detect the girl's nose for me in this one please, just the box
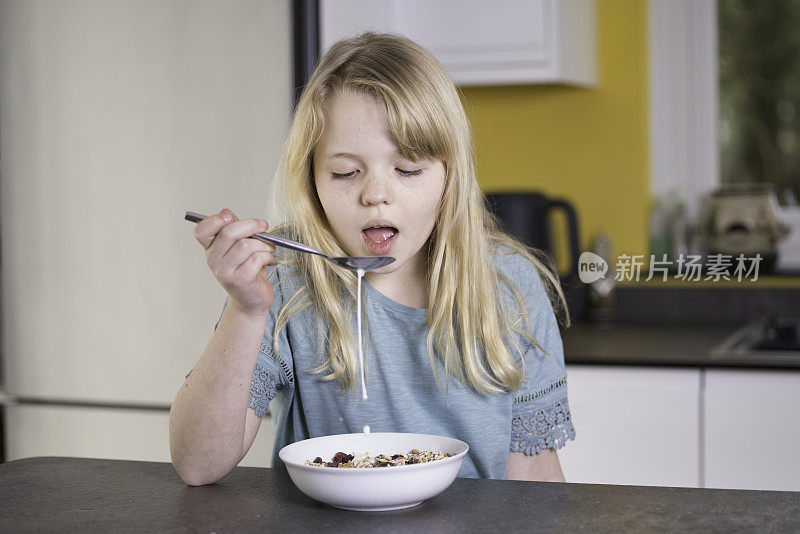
[360,175,393,206]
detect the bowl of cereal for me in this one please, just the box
[278,432,469,511]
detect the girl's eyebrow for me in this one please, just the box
[328,152,360,160]
[327,150,409,161]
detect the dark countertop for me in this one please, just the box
[2,457,799,532]
[563,321,800,369]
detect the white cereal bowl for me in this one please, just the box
[278,432,469,511]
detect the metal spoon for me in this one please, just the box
[185,211,395,272]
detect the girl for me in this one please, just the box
[169,32,575,485]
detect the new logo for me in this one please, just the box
[578,252,608,284]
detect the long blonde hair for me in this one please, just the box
[269,32,569,394]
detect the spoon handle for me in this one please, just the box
[184,211,326,258]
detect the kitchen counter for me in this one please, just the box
[563,321,800,369]
[2,457,799,532]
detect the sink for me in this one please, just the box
[711,317,800,363]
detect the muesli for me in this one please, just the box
[306,449,451,468]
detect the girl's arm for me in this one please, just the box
[505,449,566,482]
[169,306,268,486]
[169,209,277,486]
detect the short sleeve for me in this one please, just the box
[248,340,292,418]
[248,262,295,418]
[500,252,576,456]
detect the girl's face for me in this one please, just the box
[312,88,446,281]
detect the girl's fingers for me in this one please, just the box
[193,210,235,249]
[204,216,270,268]
[220,238,274,278]
[233,250,277,280]
[215,218,270,256]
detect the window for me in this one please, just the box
[648,0,718,223]
[718,0,800,203]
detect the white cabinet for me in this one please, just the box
[320,0,596,86]
[703,369,800,491]
[562,364,800,491]
[5,405,273,469]
[6,405,173,463]
[560,365,701,487]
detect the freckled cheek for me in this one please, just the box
[404,193,441,241]
[323,189,359,235]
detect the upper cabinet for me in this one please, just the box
[320,0,597,87]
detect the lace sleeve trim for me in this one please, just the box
[510,398,576,456]
[260,340,294,384]
[512,376,567,405]
[248,359,280,418]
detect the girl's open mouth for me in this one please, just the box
[362,226,398,255]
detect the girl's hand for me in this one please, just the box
[193,208,277,318]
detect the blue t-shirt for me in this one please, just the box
[210,247,575,479]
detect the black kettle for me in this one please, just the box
[485,191,581,283]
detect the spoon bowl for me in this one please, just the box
[185,211,395,272]
[332,256,395,271]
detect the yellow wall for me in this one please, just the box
[460,0,649,270]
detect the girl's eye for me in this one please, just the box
[331,168,422,179]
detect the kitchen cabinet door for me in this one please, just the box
[6,405,172,463]
[704,368,800,491]
[5,404,273,468]
[559,365,701,487]
[320,0,596,86]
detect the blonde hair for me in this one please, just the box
[269,32,569,394]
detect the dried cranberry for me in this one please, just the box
[341,454,354,463]
[313,457,322,464]
[332,451,347,464]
